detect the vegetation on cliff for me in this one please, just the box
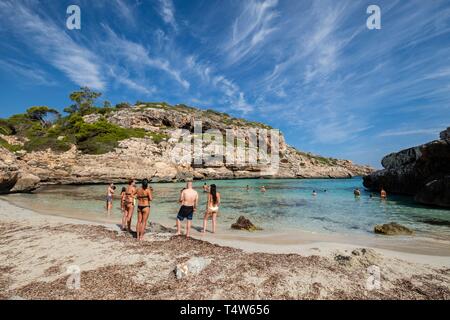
[0,87,277,156]
[0,87,167,154]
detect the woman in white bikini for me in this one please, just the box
[202,184,220,233]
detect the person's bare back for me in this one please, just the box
[180,187,198,208]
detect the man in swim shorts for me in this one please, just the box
[176,181,198,238]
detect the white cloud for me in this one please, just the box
[378,128,443,138]
[0,1,106,90]
[158,0,178,31]
[225,0,279,64]
[102,25,190,89]
[0,59,55,86]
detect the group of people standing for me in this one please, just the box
[105,180,221,241]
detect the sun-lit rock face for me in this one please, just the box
[1,106,373,190]
[363,127,450,208]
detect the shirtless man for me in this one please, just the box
[176,181,198,237]
[106,183,116,214]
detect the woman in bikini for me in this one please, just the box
[124,179,137,233]
[120,187,127,230]
[136,179,153,241]
[202,184,221,234]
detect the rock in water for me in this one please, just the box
[231,216,262,231]
[10,172,40,193]
[363,127,450,208]
[175,257,212,280]
[374,222,413,235]
[0,147,40,194]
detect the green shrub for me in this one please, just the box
[147,132,169,144]
[24,135,72,153]
[0,137,22,152]
[73,119,147,154]
[115,102,131,109]
[0,119,14,135]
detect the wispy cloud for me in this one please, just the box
[102,25,189,89]
[0,59,55,86]
[225,0,279,65]
[378,128,444,138]
[185,55,253,113]
[0,1,106,90]
[158,0,178,31]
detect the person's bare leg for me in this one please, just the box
[186,220,192,238]
[136,211,142,240]
[127,206,133,232]
[202,213,208,233]
[136,211,142,241]
[176,219,181,235]
[212,213,217,233]
[140,209,150,241]
[121,207,127,230]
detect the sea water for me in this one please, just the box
[3,178,450,240]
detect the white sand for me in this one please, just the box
[0,199,449,300]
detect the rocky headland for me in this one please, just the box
[363,127,450,208]
[0,101,373,193]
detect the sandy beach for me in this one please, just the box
[0,199,449,300]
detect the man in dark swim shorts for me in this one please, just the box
[176,181,198,237]
[177,205,194,221]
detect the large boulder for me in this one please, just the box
[231,216,262,231]
[10,172,40,193]
[363,128,450,208]
[374,222,414,235]
[0,147,40,194]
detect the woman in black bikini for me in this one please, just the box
[124,180,137,232]
[136,179,153,241]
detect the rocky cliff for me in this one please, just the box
[0,104,373,193]
[363,127,450,208]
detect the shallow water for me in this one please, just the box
[3,178,450,240]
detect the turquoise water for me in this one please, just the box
[5,178,450,239]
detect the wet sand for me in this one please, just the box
[0,199,449,300]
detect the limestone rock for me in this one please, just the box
[363,128,450,208]
[10,172,40,193]
[415,176,450,208]
[231,216,262,231]
[175,257,212,280]
[440,127,450,141]
[0,106,374,191]
[374,222,414,235]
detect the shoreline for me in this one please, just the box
[2,195,450,263]
[22,174,369,189]
[0,199,449,299]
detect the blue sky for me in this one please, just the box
[0,0,449,167]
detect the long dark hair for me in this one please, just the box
[210,184,217,205]
[142,179,149,190]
